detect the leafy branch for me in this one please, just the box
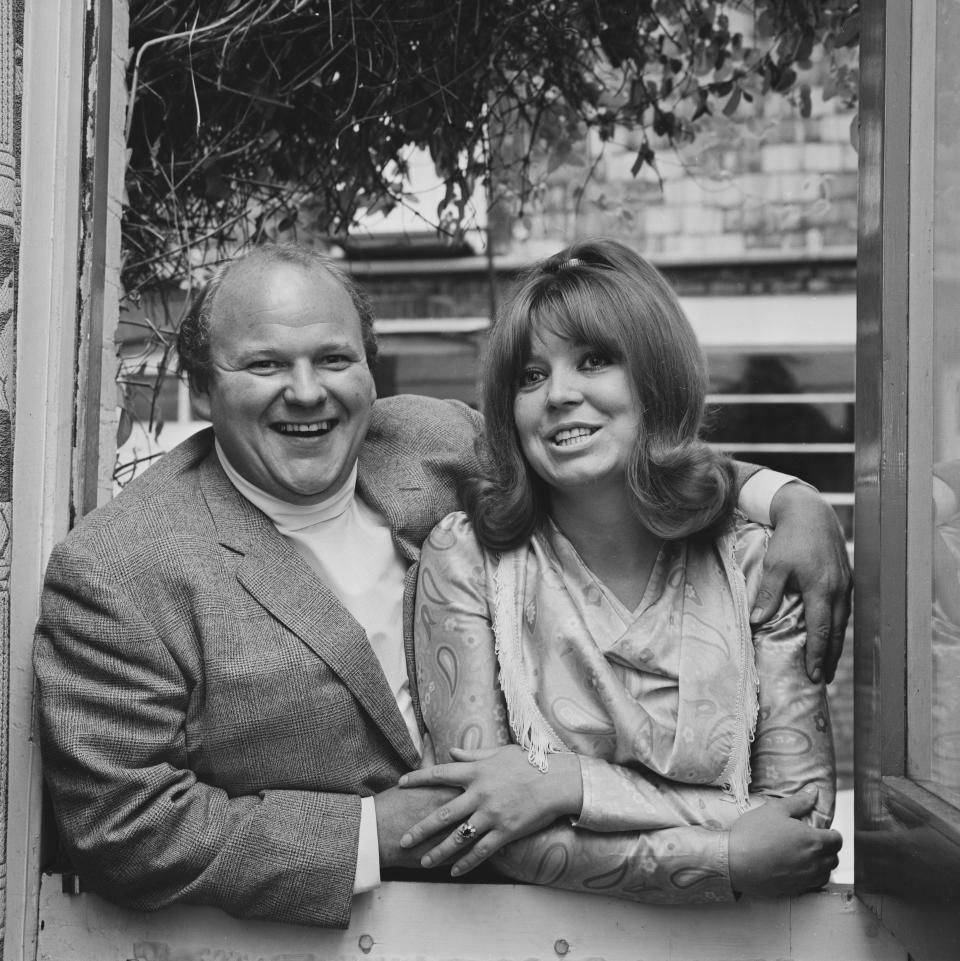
[123,0,860,297]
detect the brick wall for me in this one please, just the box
[507,76,858,264]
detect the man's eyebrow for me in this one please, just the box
[230,345,281,358]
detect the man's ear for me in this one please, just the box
[190,385,212,421]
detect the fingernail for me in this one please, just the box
[450,865,462,877]
[400,834,412,848]
[811,667,823,683]
[750,607,763,624]
[421,855,432,868]
[398,775,408,786]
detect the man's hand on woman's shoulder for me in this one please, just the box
[757,481,853,684]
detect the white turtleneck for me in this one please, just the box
[216,442,418,894]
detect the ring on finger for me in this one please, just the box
[455,821,479,843]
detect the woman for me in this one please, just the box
[401,239,839,903]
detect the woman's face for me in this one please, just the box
[513,327,640,497]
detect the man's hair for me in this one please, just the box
[465,237,737,549]
[177,243,378,394]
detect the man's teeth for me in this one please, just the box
[276,421,332,435]
[552,427,595,447]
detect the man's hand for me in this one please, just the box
[375,782,460,869]
[757,481,852,683]
[728,788,842,897]
[375,736,459,870]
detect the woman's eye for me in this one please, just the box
[518,368,545,388]
[582,352,611,370]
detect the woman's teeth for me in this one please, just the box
[553,427,595,447]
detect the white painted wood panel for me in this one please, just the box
[36,879,906,961]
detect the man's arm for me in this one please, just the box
[35,541,364,928]
[734,464,852,683]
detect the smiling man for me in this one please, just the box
[33,243,851,928]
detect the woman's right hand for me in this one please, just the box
[397,745,583,876]
[728,786,843,896]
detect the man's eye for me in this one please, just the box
[319,355,351,369]
[247,359,283,372]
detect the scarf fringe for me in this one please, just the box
[716,534,761,812]
[717,653,759,812]
[492,550,568,772]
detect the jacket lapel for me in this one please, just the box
[198,450,421,768]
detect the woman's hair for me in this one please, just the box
[466,238,737,550]
[177,243,377,394]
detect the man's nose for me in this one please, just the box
[282,363,328,406]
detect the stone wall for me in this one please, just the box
[500,66,858,264]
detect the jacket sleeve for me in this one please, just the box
[415,514,735,902]
[34,539,362,929]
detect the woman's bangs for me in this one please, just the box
[531,281,624,358]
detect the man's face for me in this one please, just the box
[192,260,376,505]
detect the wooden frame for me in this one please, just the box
[5,2,88,957]
[4,0,125,957]
[854,1,960,956]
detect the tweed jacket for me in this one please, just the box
[33,394,482,929]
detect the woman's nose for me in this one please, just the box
[546,369,583,407]
[283,363,328,406]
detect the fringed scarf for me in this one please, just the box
[490,522,759,811]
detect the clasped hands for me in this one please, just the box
[388,742,842,897]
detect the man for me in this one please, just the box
[34,244,851,927]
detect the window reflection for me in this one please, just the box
[930,0,960,800]
[933,460,960,796]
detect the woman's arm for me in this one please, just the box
[414,514,756,831]
[496,789,839,903]
[409,515,743,873]
[410,514,841,897]
[736,522,837,828]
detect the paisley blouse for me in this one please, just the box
[415,511,836,903]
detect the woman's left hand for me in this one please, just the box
[398,744,583,876]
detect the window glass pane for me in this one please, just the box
[373,332,483,407]
[930,1,960,804]
[706,350,855,394]
[704,349,855,539]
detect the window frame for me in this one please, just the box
[854,1,960,954]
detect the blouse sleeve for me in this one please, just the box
[414,513,512,757]
[492,819,733,904]
[736,520,837,828]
